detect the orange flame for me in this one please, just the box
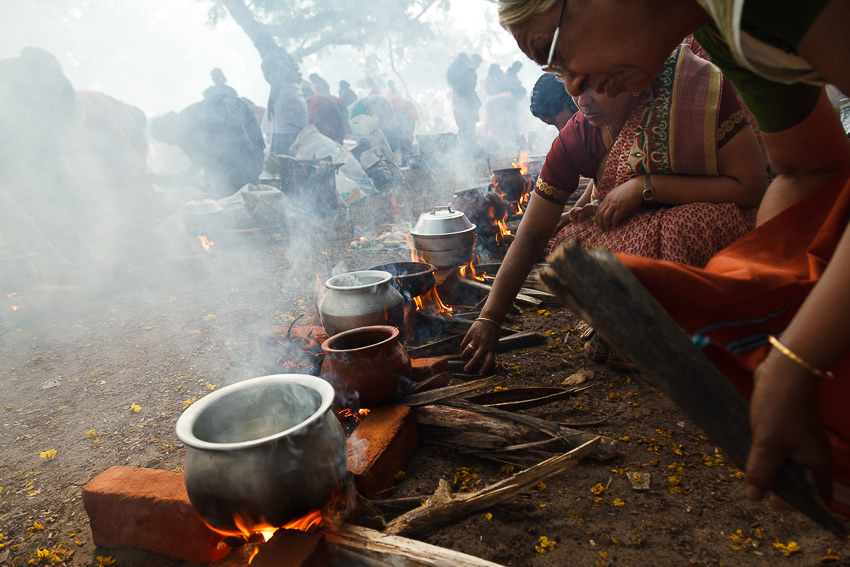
[358,408,370,417]
[248,545,260,564]
[413,286,452,317]
[512,151,529,175]
[459,260,485,282]
[197,235,214,253]
[403,231,419,262]
[283,509,323,532]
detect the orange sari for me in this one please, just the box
[620,173,850,516]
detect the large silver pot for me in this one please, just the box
[408,205,476,268]
[319,270,404,336]
[175,374,348,535]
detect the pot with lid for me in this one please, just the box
[408,205,476,269]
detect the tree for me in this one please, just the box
[207,0,450,61]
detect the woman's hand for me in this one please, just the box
[595,176,644,231]
[460,320,501,375]
[746,353,832,506]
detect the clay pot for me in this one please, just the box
[321,325,412,408]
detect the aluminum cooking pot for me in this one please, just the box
[408,205,476,268]
[175,374,348,535]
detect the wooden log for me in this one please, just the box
[458,277,542,306]
[324,524,508,567]
[539,240,846,537]
[495,330,546,352]
[382,439,600,537]
[401,376,501,406]
[414,402,618,461]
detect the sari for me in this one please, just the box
[544,41,758,267]
[619,173,850,516]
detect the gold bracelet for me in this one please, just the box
[475,317,501,329]
[767,335,835,379]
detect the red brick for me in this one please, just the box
[82,466,230,563]
[347,405,419,496]
[261,324,328,345]
[251,529,326,567]
[410,358,451,391]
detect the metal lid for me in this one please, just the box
[409,205,476,236]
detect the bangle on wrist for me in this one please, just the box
[768,335,834,379]
[475,317,501,329]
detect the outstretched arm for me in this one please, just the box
[461,193,563,374]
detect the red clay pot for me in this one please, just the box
[320,325,412,408]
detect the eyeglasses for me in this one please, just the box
[541,0,568,76]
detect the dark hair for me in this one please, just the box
[529,73,577,121]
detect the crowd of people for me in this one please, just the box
[1,0,849,542]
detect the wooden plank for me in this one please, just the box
[325,524,508,567]
[401,376,500,406]
[539,240,846,537]
[458,277,542,306]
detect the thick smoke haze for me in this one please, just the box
[0,0,542,118]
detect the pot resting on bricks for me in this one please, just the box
[321,325,412,408]
[175,374,349,535]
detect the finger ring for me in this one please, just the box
[467,343,476,350]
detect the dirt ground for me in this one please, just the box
[1,163,849,567]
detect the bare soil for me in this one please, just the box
[1,166,849,567]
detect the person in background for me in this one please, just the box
[309,72,330,95]
[446,53,481,148]
[350,94,402,158]
[492,0,850,517]
[484,63,507,96]
[307,93,351,145]
[388,94,419,163]
[151,95,265,198]
[203,68,237,99]
[503,61,527,98]
[261,50,308,156]
[529,72,578,131]
[339,80,358,107]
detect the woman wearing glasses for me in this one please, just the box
[462,38,765,369]
[475,0,850,517]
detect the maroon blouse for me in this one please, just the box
[535,75,749,206]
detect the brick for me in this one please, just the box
[82,466,230,563]
[410,357,451,391]
[347,405,418,496]
[251,529,327,567]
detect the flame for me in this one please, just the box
[459,260,485,282]
[259,528,277,542]
[248,546,260,564]
[283,509,323,532]
[7,292,17,298]
[338,407,370,436]
[197,235,214,253]
[413,286,452,317]
[11,305,20,311]
[403,231,419,262]
[512,151,529,175]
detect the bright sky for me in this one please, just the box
[0,0,537,117]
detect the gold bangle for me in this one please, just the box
[767,335,834,379]
[475,317,501,329]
